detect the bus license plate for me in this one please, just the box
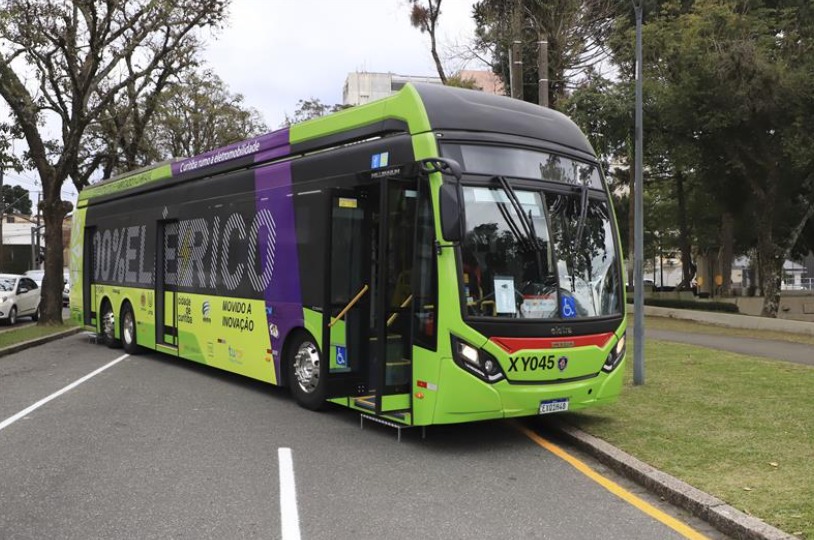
[539,398,569,415]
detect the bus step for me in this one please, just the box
[359,413,425,442]
[352,397,409,420]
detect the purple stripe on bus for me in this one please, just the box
[172,129,289,177]
[253,136,303,382]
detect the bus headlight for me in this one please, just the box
[451,336,505,383]
[602,333,626,373]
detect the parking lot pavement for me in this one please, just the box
[0,335,721,539]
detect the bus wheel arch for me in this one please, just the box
[284,328,326,411]
[120,300,139,354]
[99,297,121,348]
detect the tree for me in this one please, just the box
[604,0,814,314]
[408,0,448,83]
[88,68,267,171]
[282,99,349,127]
[0,0,228,324]
[1,185,31,215]
[473,0,620,107]
[150,70,267,160]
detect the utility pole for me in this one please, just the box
[510,0,524,100]
[633,0,645,385]
[0,165,4,269]
[35,191,40,268]
[537,32,548,107]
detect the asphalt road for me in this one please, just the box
[0,335,723,539]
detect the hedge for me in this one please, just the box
[626,296,740,313]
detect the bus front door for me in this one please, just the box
[323,176,419,419]
[156,220,179,350]
[323,188,372,399]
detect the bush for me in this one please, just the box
[626,297,740,313]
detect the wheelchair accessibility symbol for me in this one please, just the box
[335,345,347,367]
[561,296,577,319]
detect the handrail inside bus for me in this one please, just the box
[328,285,369,328]
[386,294,414,328]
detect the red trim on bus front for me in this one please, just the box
[490,333,615,353]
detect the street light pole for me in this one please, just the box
[633,0,645,385]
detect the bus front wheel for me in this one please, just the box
[287,332,326,411]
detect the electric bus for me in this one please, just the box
[69,83,626,426]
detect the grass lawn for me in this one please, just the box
[565,340,814,538]
[0,320,79,349]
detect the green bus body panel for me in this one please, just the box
[79,164,173,201]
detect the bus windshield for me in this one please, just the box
[459,183,621,320]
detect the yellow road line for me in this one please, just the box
[517,423,708,540]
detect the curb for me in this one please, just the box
[550,420,797,540]
[0,326,84,359]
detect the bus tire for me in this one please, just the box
[101,300,121,348]
[287,331,326,411]
[121,302,140,355]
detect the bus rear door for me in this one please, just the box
[156,220,179,351]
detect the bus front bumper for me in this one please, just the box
[430,356,625,425]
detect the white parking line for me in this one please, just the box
[278,447,302,540]
[0,354,129,433]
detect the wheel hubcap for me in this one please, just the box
[123,312,134,344]
[103,310,115,340]
[293,342,320,394]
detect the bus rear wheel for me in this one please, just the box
[287,332,326,411]
[121,303,139,355]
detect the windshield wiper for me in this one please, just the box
[492,176,546,276]
[494,176,539,248]
[573,182,590,253]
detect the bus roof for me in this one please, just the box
[79,83,594,203]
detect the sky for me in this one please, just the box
[1,0,485,206]
[204,0,484,128]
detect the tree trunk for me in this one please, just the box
[719,211,734,297]
[675,171,693,288]
[758,232,783,318]
[39,193,69,325]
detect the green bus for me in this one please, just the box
[69,83,626,426]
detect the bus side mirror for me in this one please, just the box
[439,182,464,242]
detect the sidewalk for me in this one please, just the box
[644,329,814,367]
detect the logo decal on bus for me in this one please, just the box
[371,151,389,168]
[558,356,568,371]
[91,209,277,293]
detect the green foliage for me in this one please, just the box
[445,74,481,90]
[149,70,267,161]
[1,185,32,215]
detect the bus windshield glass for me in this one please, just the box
[442,144,603,188]
[459,183,621,320]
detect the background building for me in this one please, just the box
[342,70,504,106]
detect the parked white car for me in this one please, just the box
[0,274,41,324]
[24,268,70,306]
